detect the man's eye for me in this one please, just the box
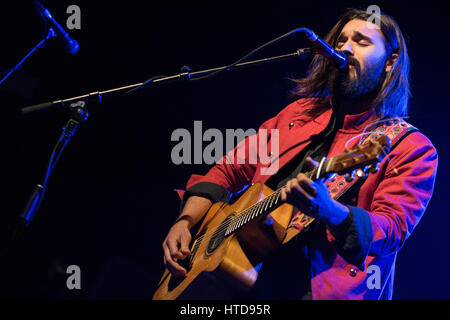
[358,40,370,46]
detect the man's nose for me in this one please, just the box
[339,41,353,56]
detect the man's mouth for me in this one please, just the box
[347,57,357,67]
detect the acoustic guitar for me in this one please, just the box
[153,135,390,300]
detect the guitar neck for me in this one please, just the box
[224,164,323,237]
[222,133,390,237]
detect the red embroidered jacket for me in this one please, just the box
[176,98,438,300]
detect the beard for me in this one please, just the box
[329,55,386,101]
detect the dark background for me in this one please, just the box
[0,0,448,299]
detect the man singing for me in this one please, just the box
[160,8,438,299]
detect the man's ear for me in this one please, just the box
[385,53,399,73]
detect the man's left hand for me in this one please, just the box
[280,157,350,226]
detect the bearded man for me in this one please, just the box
[160,8,438,300]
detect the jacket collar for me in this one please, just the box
[330,98,378,132]
[295,98,378,132]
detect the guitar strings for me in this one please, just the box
[192,167,318,245]
[188,169,315,248]
[187,131,388,260]
[188,135,382,250]
[191,188,283,245]
[190,188,284,251]
[189,133,380,247]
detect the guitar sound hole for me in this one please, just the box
[206,216,233,255]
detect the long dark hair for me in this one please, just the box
[291,8,410,119]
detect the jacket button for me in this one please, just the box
[349,268,357,277]
[268,151,273,157]
[289,122,294,129]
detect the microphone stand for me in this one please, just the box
[1,100,88,282]
[20,101,89,229]
[8,47,312,260]
[21,47,312,115]
[0,28,56,86]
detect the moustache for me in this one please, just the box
[345,56,361,75]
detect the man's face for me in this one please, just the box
[333,19,390,99]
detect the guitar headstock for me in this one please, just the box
[317,135,391,180]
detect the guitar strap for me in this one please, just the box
[282,119,418,244]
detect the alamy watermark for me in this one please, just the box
[66,264,81,290]
[66,5,81,30]
[366,5,381,29]
[170,121,279,176]
[366,264,381,290]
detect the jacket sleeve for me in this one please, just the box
[178,114,280,211]
[328,131,438,270]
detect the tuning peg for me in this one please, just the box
[369,165,380,174]
[345,170,356,182]
[356,168,367,179]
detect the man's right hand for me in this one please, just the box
[162,195,213,277]
[162,219,192,277]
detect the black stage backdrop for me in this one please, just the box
[0,0,449,300]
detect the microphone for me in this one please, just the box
[35,1,79,54]
[304,29,347,69]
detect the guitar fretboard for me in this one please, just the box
[224,162,323,236]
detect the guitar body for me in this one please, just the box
[153,182,295,300]
[153,136,389,300]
